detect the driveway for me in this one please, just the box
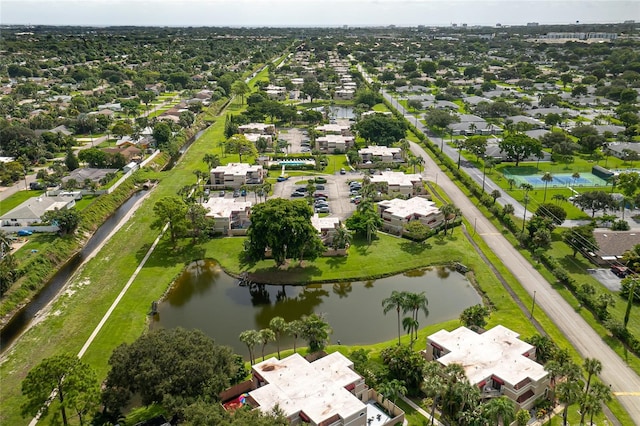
[278,127,309,154]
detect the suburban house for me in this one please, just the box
[358,146,403,164]
[244,133,274,148]
[201,198,252,236]
[315,123,351,136]
[316,134,355,153]
[423,325,549,411]
[370,171,423,197]
[265,85,288,101]
[0,196,76,227]
[377,197,444,235]
[238,123,276,135]
[606,142,640,160]
[62,168,119,185]
[334,88,355,100]
[102,146,143,163]
[209,163,265,189]
[592,230,640,266]
[221,352,404,426]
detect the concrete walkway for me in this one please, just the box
[399,395,444,426]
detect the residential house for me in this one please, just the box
[102,146,143,162]
[334,88,355,100]
[62,168,119,185]
[358,146,403,164]
[423,325,549,410]
[311,215,341,246]
[316,134,355,153]
[592,230,640,266]
[265,85,288,101]
[229,352,404,426]
[0,196,76,227]
[606,142,640,160]
[209,163,265,189]
[201,198,252,236]
[377,197,444,235]
[370,171,423,197]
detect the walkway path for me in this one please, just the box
[400,395,444,426]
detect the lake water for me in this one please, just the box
[151,260,482,356]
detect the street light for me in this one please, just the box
[530,290,537,319]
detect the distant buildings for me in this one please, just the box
[209,163,265,189]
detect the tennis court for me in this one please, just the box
[503,169,609,188]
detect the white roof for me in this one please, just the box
[429,325,548,386]
[317,134,354,143]
[359,146,401,156]
[201,198,251,219]
[370,171,422,187]
[316,123,350,133]
[311,215,340,232]
[0,196,74,221]
[211,163,263,176]
[378,197,439,219]
[238,123,273,131]
[250,353,365,423]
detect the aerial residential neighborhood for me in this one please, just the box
[0,3,640,426]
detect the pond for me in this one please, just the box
[312,105,356,120]
[151,260,482,356]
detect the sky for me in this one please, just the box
[1,0,638,27]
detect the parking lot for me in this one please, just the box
[277,128,310,153]
[272,171,362,220]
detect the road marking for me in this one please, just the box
[613,392,640,396]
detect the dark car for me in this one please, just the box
[295,187,308,193]
[29,182,44,190]
[314,193,328,198]
[340,168,346,175]
[291,192,305,197]
[314,177,327,183]
[315,184,325,190]
[276,176,289,182]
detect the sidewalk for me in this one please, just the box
[399,395,444,426]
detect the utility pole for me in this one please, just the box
[530,291,537,319]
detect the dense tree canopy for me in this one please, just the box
[354,114,407,146]
[246,198,324,266]
[102,328,238,414]
[498,134,543,166]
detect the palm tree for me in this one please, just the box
[382,290,408,345]
[239,329,261,365]
[269,316,287,360]
[490,189,501,204]
[403,292,429,342]
[586,382,611,425]
[300,313,332,353]
[203,153,220,170]
[507,178,516,190]
[402,317,419,347]
[422,362,444,426]
[541,172,553,202]
[582,358,602,395]
[378,379,407,407]
[440,204,460,236]
[556,380,583,426]
[572,172,581,186]
[286,320,303,353]
[408,155,425,173]
[624,278,638,329]
[520,183,534,233]
[331,227,352,250]
[398,138,410,161]
[483,396,516,426]
[259,328,276,362]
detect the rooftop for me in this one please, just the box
[311,215,341,232]
[429,325,547,386]
[370,171,422,187]
[201,198,252,219]
[378,197,439,219]
[250,352,365,424]
[211,163,263,175]
[359,146,402,155]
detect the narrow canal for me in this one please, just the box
[152,260,482,356]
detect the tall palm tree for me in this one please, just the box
[259,328,276,362]
[556,380,583,426]
[382,290,408,345]
[408,155,425,173]
[541,172,553,202]
[440,204,461,236]
[422,362,444,426]
[520,183,534,233]
[331,227,352,250]
[269,316,287,360]
[483,396,516,426]
[398,138,411,161]
[582,358,602,395]
[239,329,261,365]
[403,292,429,342]
[402,317,419,347]
[586,381,611,425]
[286,320,303,353]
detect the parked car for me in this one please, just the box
[240,189,247,196]
[295,187,308,193]
[315,184,325,190]
[314,197,327,203]
[17,230,33,236]
[315,177,327,183]
[611,265,631,278]
[291,192,305,197]
[315,206,330,213]
[276,176,289,182]
[219,190,225,197]
[29,182,44,190]
[314,193,328,198]
[350,189,360,196]
[351,196,362,203]
[340,168,346,175]
[315,201,329,208]
[233,190,240,197]
[301,147,311,152]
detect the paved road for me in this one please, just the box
[410,139,640,423]
[354,63,640,422]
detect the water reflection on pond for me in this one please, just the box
[152,260,481,356]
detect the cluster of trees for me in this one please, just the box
[353,113,407,146]
[239,314,332,363]
[20,328,288,425]
[381,290,429,347]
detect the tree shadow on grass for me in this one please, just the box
[325,255,347,269]
[248,262,324,285]
[135,239,205,268]
[399,240,432,255]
